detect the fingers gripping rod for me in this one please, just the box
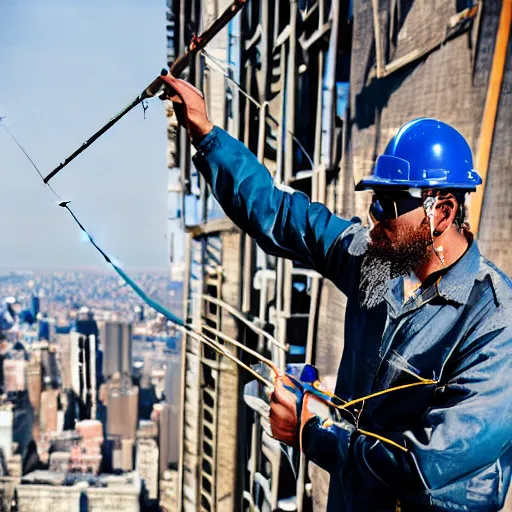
[43,0,247,184]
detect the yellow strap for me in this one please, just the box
[310,379,439,453]
[357,429,408,453]
[336,380,437,410]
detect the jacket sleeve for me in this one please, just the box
[302,325,512,511]
[192,126,353,274]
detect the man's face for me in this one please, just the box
[360,198,433,308]
[368,205,432,273]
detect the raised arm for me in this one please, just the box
[193,126,351,271]
[160,73,354,274]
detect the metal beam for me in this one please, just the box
[371,0,385,78]
[469,0,511,236]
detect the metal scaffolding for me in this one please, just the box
[166,1,351,510]
[165,0,509,510]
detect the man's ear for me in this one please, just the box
[433,195,458,237]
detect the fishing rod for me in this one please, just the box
[43,0,247,185]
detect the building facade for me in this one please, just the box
[166,0,512,511]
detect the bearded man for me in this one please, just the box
[162,74,512,512]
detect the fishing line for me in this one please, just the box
[202,49,236,70]
[1,122,64,201]
[198,294,286,351]
[200,323,279,372]
[0,119,185,326]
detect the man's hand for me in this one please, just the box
[269,375,302,447]
[269,374,332,448]
[159,73,214,142]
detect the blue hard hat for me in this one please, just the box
[355,118,482,191]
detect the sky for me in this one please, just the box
[0,0,175,271]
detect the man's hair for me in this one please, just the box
[453,191,467,229]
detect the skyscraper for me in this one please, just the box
[3,361,26,393]
[69,332,97,420]
[26,359,42,416]
[136,420,159,501]
[103,374,138,441]
[100,322,132,379]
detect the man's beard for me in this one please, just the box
[359,218,432,308]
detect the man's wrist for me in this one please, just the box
[301,415,323,452]
[192,123,215,148]
[300,414,355,474]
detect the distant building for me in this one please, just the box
[37,319,51,341]
[40,420,103,476]
[164,352,181,407]
[17,471,85,512]
[150,369,165,400]
[0,393,33,467]
[134,306,144,323]
[121,438,134,472]
[136,421,159,502]
[85,472,141,512]
[69,332,97,420]
[100,321,132,379]
[159,469,178,512]
[56,334,72,390]
[30,296,40,319]
[72,420,103,475]
[48,451,70,473]
[68,308,100,420]
[39,389,59,435]
[0,476,19,511]
[0,404,14,460]
[26,360,42,415]
[155,352,182,477]
[3,360,26,393]
[101,374,138,441]
[17,471,141,512]
[40,346,59,389]
[7,454,22,479]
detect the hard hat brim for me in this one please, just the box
[355,176,479,192]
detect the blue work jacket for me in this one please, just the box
[193,126,512,511]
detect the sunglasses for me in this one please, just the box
[369,192,424,223]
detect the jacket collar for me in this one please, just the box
[436,240,480,305]
[384,241,481,316]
